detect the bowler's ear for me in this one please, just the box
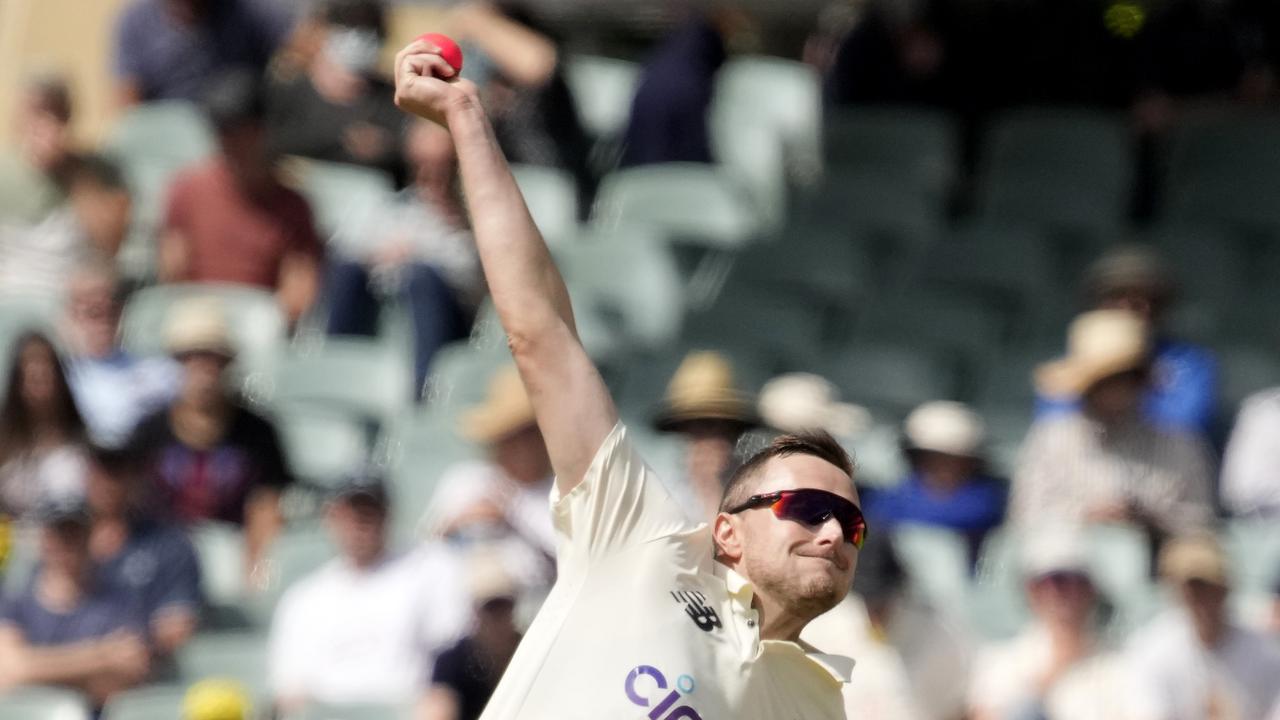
[712,512,743,563]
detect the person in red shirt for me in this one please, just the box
[159,70,323,326]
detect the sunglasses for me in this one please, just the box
[726,489,867,549]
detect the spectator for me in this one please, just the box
[0,333,88,519]
[824,0,951,107]
[159,70,323,326]
[1013,310,1215,535]
[1221,388,1280,517]
[864,401,1006,565]
[757,371,870,438]
[0,498,150,707]
[968,530,1127,720]
[124,297,292,575]
[1125,535,1280,720]
[422,553,523,720]
[85,444,202,658]
[0,154,131,305]
[269,471,468,714]
[653,351,759,522]
[113,0,295,105]
[1037,245,1218,437]
[326,119,480,400]
[422,365,556,592]
[619,10,730,167]
[0,73,75,225]
[449,1,595,211]
[266,0,406,181]
[61,263,182,448]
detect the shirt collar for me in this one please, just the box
[717,565,856,684]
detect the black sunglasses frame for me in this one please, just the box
[726,489,868,548]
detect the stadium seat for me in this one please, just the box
[611,343,776,423]
[0,685,92,720]
[975,108,1133,238]
[288,702,415,720]
[795,168,943,252]
[891,524,971,611]
[189,522,246,612]
[386,415,484,543]
[557,228,685,358]
[101,685,189,720]
[845,421,909,488]
[968,527,1032,639]
[823,106,959,204]
[511,164,579,244]
[276,407,371,489]
[974,343,1058,415]
[564,55,642,140]
[176,632,271,698]
[681,279,827,370]
[591,163,762,249]
[1217,345,1280,415]
[284,158,396,243]
[1,530,39,597]
[1164,113,1280,237]
[710,119,788,230]
[728,227,875,318]
[818,341,958,419]
[713,56,822,177]
[420,337,513,419]
[1224,518,1280,597]
[119,283,286,376]
[269,338,413,430]
[105,101,216,171]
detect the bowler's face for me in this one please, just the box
[730,455,860,616]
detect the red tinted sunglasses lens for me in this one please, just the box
[772,491,867,548]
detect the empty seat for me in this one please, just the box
[1218,345,1280,413]
[189,522,247,611]
[420,338,513,418]
[119,283,286,376]
[564,55,642,140]
[914,223,1057,328]
[176,632,271,697]
[0,686,92,720]
[101,685,189,720]
[387,417,483,543]
[1224,519,1280,596]
[511,164,579,244]
[591,163,762,249]
[854,292,1007,388]
[713,56,821,167]
[276,407,371,489]
[285,158,396,242]
[892,524,971,610]
[1164,114,1280,236]
[819,342,957,418]
[823,106,959,203]
[975,108,1133,237]
[105,101,216,171]
[269,338,413,429]
[796,168,943,248]
[244,526,336,625]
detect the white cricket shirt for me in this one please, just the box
[479,423,853,719]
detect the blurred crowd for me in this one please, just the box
[1,0,1279,719]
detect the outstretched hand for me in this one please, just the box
[394,39,479,126]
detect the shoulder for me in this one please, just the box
[230,404,280,434]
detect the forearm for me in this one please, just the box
[15,642,117,685]
[245,491,284,572]
[454,7,557,87]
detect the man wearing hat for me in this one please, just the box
[269,470,469,715]
[1013,309,1214,534]
[124,297,294,580]
[969,529,1126,720]
[0,497,151,707]
[394,42,862,719]
[653,351,760,522]
[1125,535,1280,720]
[1037,244,1218,436]
[864,400,1006,565]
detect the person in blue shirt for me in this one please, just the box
[1036,244,1218,437]
[863,401,1007,567]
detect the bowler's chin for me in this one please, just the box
[792,572,848,618]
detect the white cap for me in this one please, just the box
[1021,527,1091,580]
[903,401,986,458]
[758,372,870,437]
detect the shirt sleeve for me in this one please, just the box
[1010,421,1064,526]
[150,531,204,618]
[111,5,146,82]
[549,423,701,566]
[249,412,295,490]
[1221,392,1280,516]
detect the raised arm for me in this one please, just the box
[394,41,617,493]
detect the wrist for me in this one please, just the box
[444,90,483,130]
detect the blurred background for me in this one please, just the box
[1,0,1279,718]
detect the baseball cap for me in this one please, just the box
[1159,534,1230,587]
[1021,527,1091,581]
[331,469,390,507]
[33,496,91,529]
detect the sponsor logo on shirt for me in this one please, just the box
[625,665,702,719]
[671,590,721,632]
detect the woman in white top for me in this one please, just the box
[0,332,89,519]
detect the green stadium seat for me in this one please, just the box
[420,338,513,419]
[1224,518,1280,596]
[101,685,189,720]
[968,527,1031,640]
[285,158,396,242]
[287,702,415,720]
[557,228,685,358]
[819,342,958,419]
[975,108,1132,238]
[0,686,92,720]
[795,169,943,251]
[276,407,371,489]
[564,55,641,140]
[188,522,246,613]
[269,338,413,429]
[591,163,762,249]
[119,283,286,377]
[713,56,821,172]
[1218,345,1280,414]
[511,164,579,245]
[681,279,827,370]
[176,632,271,698]
[845,421,909,488]
[892,524,971,611]
[243,526,336,626]
[1164,113,1280,237]
[823,106,959,204]
[386,414,483,543]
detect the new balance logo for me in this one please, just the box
[671,590,721,632]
